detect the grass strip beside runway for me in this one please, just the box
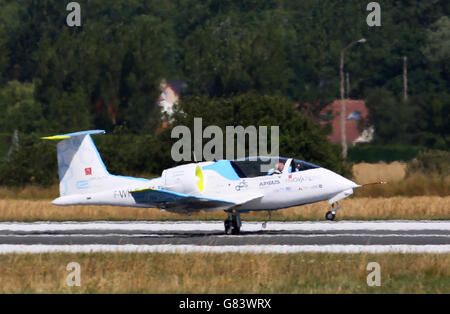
[0,252,448,293]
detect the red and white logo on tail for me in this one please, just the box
[85,167,92,176]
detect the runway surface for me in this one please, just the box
[0,220,449,254]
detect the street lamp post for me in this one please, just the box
[340,38,366,159]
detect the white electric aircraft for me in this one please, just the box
[44,130,383,234]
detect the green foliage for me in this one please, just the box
[406,150,450,177]
[0,25,8,85]
[0,0,449,186]
[33,20,165,133]
[0,1,448,124]
[95,127,172,176]
[365,87,416,145]
[366,88,449,149]
[0,133,10,157]
[422,16,450,63]
[348,145,424,163]
[1,0,448,120]
[409,93,450,150]
[183,12,293,97]
[0,134,57,186]
[0,81,46,133]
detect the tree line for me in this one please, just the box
[0,0,448,185]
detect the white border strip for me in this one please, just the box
[0,233,449,238]
[1,244,449,254]
[0,221,449,232]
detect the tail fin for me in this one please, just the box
[43,130,110,196]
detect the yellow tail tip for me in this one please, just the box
[41,135,71,140]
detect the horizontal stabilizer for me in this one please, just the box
[42,130,105,140]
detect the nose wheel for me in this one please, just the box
[325,202,340,221]
[325,211,335,221]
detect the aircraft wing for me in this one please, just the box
[130,188,263,213]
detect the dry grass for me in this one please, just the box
[0,252,448,293]
[0,185,59,200]
[353,162,407,183]
[353,162,450,197]
[0,196,448,222]
[355,174,450,197]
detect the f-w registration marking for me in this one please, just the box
[113,190,132,199]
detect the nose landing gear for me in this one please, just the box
[325,202,340,221]
[224,209,241,235]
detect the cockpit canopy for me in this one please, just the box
[230,156,320,178]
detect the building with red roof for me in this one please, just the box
[319,99,373,145]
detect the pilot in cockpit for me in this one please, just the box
[268,161,285,175]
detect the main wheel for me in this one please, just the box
[231,226,240,235]
[230,216,240,235]
[325,211,335,221]
[224,219,232,234]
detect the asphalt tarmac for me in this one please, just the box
[0,221,449,253]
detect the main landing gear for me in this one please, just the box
[262,210,272,229]
[224,209,242,235]
[325,202,340,221]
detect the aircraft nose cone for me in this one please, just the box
[327,170,360,190]
[340,177,359,189]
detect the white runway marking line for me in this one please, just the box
[0,234,178,238]
[0,220,449,232]
[0,244,449,254]
[0,233,448,239]
[216,233,450,238]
